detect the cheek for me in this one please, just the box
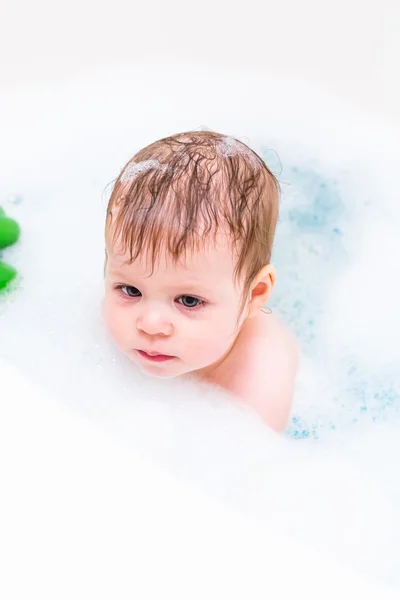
[103,295,129,345]
[187,310,239,359]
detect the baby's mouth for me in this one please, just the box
[136,349,175,363]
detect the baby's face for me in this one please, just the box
[103,237,247,379]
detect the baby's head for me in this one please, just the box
[104,130,279,378]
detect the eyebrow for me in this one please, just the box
[109,270,214,293]
[109,271,145,287]
[110,270,130,279]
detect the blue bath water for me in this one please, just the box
[263,153,400,440]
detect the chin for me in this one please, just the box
[133,361,182,379]
[142,368,182,380]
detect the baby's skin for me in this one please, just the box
[202,309,299,432]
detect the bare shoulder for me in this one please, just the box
[219,312,299,431]
[248,311,299,352]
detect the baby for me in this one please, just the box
[103,131,299,432]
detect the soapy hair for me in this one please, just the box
[106,130,280,309]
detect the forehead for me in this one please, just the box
[107,234,237,284]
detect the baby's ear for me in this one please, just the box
[247,265,276,318]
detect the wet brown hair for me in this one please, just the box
[106,130,280,311]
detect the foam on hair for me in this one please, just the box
[218,136,260,167]
[120,159,169,184]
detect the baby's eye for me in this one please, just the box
[119,285,141,298]
[177,295,204,309]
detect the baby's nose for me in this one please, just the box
[136,307,173,337]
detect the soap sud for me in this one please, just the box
[0,63,400,588]
[218,136,260,167]
[120,159,170,183]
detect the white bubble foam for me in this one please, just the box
[0,61,399,588]
[218,135,260,167]
[120,159,170,183]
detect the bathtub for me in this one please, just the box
[1,357,397,599]
[0,4,399,594]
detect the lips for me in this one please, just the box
[137,349,175,363]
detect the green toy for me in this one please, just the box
[0,207,20,291]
